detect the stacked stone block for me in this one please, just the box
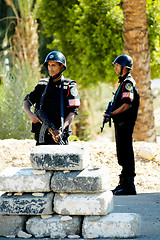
[0,144,141,238]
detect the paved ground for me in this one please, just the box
[112,193,160,240]
[0,193,159,240]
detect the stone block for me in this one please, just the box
[54,191,113,216]
[0,215,27,237]
[30,145,90,171]
[17,230,32,238]
[26,215,82,238]
[0,167,52,192]
[51,167,110,193]
[82,213,141,238]
[0,192,53,215]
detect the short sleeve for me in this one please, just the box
[121,80,134,104]
[64,81,80,115]
[67,82,80,108]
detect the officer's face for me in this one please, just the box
[114,63,121,75]
[48,61,63,78]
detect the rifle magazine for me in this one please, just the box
[39,123,48,143]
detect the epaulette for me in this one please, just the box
[63,78,77,86]
[38,78,49,85]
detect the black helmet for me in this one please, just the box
[44,51,66,70]
[113,54,133,69]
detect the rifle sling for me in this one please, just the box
[60,77,64,132]
[39,80,49,109]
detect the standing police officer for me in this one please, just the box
[104,54,140,195]
[24,51,80,145]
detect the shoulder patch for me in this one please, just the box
[124,74,136,87]
[38,78,49,85]
[125,82,133,91]
[70,85,79,97]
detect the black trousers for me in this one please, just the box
[114,121,136,178]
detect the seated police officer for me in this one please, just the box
[104,54,140,195]
[24,51,80,145]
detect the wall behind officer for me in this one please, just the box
[24,51,80,145]
[104,54,140,195]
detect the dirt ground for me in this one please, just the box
[0,138,160,194]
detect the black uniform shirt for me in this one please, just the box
[112,73,140,123]
[25,75,80,130]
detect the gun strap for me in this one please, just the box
[60,76,64,132]
[39,79,49,109]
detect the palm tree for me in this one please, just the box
[4,0,39,70]
[122,0,156,142]
[0,0,40,139]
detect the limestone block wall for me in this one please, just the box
[0,144,141,239]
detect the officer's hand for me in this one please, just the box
[52,129,62,143]
[28,112,41,124]
[103,113,111,123]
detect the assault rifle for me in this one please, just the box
[28,99,65,145]
[100,96,114,132]
[101,82,122,132]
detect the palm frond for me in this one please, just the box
[5,0,19,19]
[4,0,40,71]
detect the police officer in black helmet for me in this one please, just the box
[24,51,80,145]
[104,54,140,195]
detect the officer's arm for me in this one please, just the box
[64,112,76,130]
[111,103,131,116]
[24,100,40,123]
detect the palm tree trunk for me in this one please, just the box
[122,0,156,142]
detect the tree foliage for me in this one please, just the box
[37,0,160,84]
[146,0,160,79]
[36,0,123,87]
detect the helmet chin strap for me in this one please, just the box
[120,66,124,76]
